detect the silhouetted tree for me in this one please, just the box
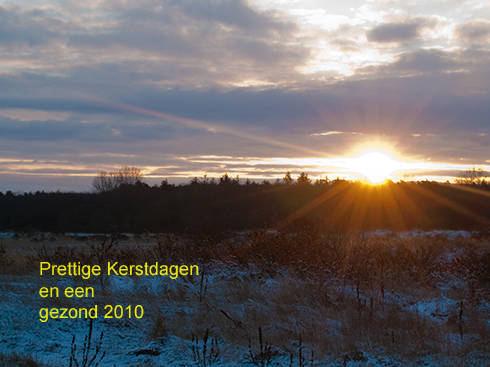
[219,173,239,185]
[92,166,143,193]
[283,172,293,185]
[297,172,311,185]
[160,179,174,189]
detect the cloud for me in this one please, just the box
[175,0,294,35]
[366,19,433,43]
[311,130,344,136]
[0,108,70,121]
[356,48,466,77]
[311,131,364,136]
[389,49,462,72]
[0,1,310,89]
[64,0,309,87]
[0,6,58,46]
[456,20,490,45]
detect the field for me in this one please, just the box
[1,230,489,366]
[3,0,490,365]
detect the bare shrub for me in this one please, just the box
[248,327,277,367]
[191,328,220,367]
[69,319,105,367]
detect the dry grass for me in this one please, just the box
[1,231,489,365]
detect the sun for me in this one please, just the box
[351,152,398,184]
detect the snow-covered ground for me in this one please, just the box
[1,233,489,366]
[366,229,477,239]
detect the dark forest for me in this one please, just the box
[1,176,489,234]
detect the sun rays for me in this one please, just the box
[348,151,399,184]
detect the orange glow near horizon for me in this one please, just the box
[1,149,489,184]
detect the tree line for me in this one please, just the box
[0,167,489,234]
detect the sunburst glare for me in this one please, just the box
[350,151,399,184]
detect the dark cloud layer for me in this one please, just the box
[366,17,438,44]
[367,22,421,43]
[0,6,57,46]
[392,49,460,72]
[456,20,490,45]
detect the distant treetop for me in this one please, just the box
[92,166,143,193]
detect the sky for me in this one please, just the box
[0,0,489,191]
